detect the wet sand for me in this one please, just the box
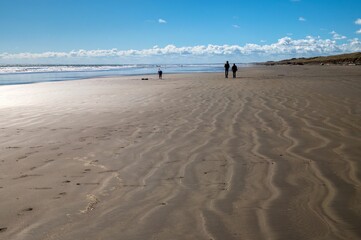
[0,65,360,240]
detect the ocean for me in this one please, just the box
[0,64,236,85]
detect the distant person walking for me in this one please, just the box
[224,61,230,78]
[232,63,238,78]
[158,68,163,79]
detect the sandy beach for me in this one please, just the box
[0,65,360,240]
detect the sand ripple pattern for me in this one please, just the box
[0,66,360,240]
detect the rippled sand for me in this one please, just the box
[0,65,360,240]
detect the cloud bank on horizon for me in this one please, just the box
[1,35,360,64]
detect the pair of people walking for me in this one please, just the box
[224,61,238,78]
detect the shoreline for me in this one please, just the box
[1,66,361,240]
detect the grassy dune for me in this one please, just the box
[263,52,361,65]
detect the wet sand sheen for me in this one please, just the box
[0,65,360,240]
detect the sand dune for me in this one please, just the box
[0,65,360,240]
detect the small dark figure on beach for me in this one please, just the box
[224,61,230,78]
[158,68,163,79]
[232,64,238,78]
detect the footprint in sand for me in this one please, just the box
[0,227,7,232]
[18,207,33,216]
[13,174,42,180]
[22,207,33,212]
[29,145,43,149]
[53,192,66,199]
[17,156,28,161]
[6,146,21,149]
[32,187,52,190]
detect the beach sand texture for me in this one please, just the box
[0,66,360,240]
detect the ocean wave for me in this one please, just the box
[0,64,228,74]
[0,65,140,74]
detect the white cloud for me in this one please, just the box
[260,40,267,43]
[158,18,167,24]
[357,29,361,34]
[355,18,361,25]
[232,24,240,28]
[330,31,347,40]
[298,17,306,21]
[1,36,360,62]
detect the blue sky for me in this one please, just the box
[0,0,360,64]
